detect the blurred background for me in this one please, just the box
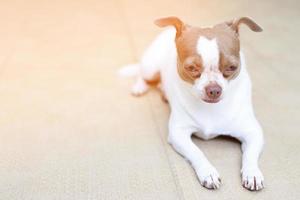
[0,0,299,199]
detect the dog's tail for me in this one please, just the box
[118,63,139,77]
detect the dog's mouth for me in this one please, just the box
[202,98,221,104]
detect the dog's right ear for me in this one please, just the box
[154,16,185,38]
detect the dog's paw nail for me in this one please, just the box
[242,167,264,191]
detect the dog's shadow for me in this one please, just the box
[192,135,241,145]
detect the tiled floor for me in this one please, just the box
[0,0,299,199]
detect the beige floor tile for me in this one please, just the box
[0,0,299,199]
[0,0,179,199]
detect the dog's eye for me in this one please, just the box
[185,65,197,72]
[185,65,201,78]
[227,65,237,71]
[223,65,238,78]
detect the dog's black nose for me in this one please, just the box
[205,84,222,99]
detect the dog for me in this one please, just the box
[120,16,264,191]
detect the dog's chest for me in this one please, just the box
[191,108,235,138]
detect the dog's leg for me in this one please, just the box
[239,125,264,191]
[130,28,176,96]
[158,83,168,103]
[168,119,221,189]
[168,132,221,189]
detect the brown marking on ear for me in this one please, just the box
[155,16,185,38]
[227,17,263,34]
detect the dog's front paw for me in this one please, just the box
[241,167,264,191]
[196,166,221,189]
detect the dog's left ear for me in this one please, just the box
[154,16,185,38]
[226,17,263,34]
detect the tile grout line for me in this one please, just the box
[146,94,186,200]
[114,0,185,198]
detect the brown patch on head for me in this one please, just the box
[176,27,204,83]
[213,23,241,80]
[175,22,241,82]
[219,17,262,80]
[154,16,262,83]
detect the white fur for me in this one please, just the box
[121,27,264,190]
[131,77,149,96]
[197,37,219,68]
[118,64,139,77]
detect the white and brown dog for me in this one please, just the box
[120,16,264,191]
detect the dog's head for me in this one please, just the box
[155,17,262,103]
